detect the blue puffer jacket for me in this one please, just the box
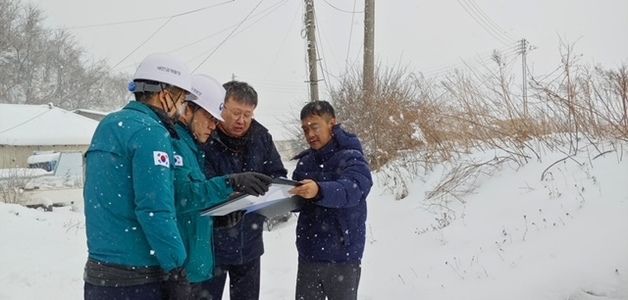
[202,120,287,265]
[292,125,372,263]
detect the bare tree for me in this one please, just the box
[0,0,128,111]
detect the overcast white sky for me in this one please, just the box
[28,0,628,139]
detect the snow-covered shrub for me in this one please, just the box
[0,169,30,204]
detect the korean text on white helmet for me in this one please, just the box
[188,74,226,122]
[131,53,197,100]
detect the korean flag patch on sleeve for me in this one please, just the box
[153,151,170,168]
[174,155,183,166]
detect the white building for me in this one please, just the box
[72,108,109,121]
[0,103,98,168]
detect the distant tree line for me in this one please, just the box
[0,0,129,111]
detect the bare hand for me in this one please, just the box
[289,179,319,200]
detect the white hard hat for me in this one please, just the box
[188,74,226,122]
[131,53,196,100]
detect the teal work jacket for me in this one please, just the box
[84,101,186,272]
[172,123,233,283]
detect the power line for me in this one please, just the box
[64,0,235,30]
[251,79,306,87]
[115,0,287,72]
[0,108,52,135]
[112,17,173,68]
[344,0,358,65]
[313,4,333,94]
[422,44,519,77]
[456,0,513,47]
[186,0,288,64]
[169,0,288,55]
[464,0,514,44]
[465,0,515,41]
[229,0,289,43]
[531,64,566,84]
[321,0,364,14]
[193,0,266,71]
[110,0,238,69]
[267,0,300,69]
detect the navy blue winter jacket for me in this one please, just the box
[202,120,287,265]
[292,125,372,263]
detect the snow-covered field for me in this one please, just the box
[1,145,627,299]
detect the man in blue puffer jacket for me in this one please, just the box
[289,100,372,300]
[201,81,287,300]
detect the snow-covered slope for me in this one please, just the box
[0,145,626,299]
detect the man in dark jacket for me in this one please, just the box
[201,80,287,300]
[289,100,372,300]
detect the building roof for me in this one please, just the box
[0,103,98,146]
[72,108,109,121]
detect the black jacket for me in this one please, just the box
[202,120,287,265]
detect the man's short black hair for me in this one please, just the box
[223,80,258,107]
[300,100,336,120]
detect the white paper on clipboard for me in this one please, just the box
[201,178,299,217]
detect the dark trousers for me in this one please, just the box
[191,281,216,300]
[201,257,261,300]
[295,261,361,300]
[84,281,163,300]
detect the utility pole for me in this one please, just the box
[363,0,375,99]
[304,0,319,102]
[231,73,237,81]
[520,38,528,117]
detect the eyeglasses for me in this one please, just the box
[223,105,253,121]
[209,114,220,124]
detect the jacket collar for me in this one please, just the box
[212,119,267,153]
[293,124,363,161]
[174,122,199,155]
[124,101,179,139]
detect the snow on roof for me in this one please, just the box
[26,152,61,164]
[72,108,108,116]
[0,103,98,146]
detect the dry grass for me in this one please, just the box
[328,42,627,200]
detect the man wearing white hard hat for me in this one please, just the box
[169,74,272,298]
[83,53,196,299]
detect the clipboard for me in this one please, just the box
[201,178,305,218]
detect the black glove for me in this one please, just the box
[227,172,273,196]
[214,210,245,228]
[163,267,191,300]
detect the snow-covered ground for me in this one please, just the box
[0,168,50,180]
[1,144,627,299]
